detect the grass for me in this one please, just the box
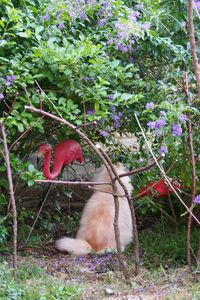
[137,223,199,269]
[0,262,81,300]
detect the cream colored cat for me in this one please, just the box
[55,162,133,255]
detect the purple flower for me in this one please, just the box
[132,10,140,18]
[155,129,163,137]
[141,22,151,30]
[194,1,200,10]
[100,130,109,137]
[135,3,144,10]
[110,105,116,112]
[117,43,128,53]
[181,21,186,28]
[159,146,168,156]
[83,76,92,81]
[97,18,107,27]
[146,102,155,110]
[114,120,121,128]
[5,75,16,86]
[107,38,114,45]
[43,15,50,21]
[108,94,114,101]
[178,114,188,123]
[103,2,109,8]
[0,93,4,100]
[79,11,88,20]
[160,111,166,117]
[155,119,166,128]
[129,56,134,63]
[111,112,122,121]
[172,123,182,137]
[87,109,95,115]
[59,23,65,29]
[194,195,200,204]
[147,121,156,129]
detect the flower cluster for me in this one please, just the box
[146,102,155,110]
[172,123,182,137]
[159,146,168,156]
[97,2,113,27]
[0,74,16,99]
[105,3,151,54]
[146,102,188,138]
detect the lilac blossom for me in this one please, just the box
[97,18,107,26]
[155,119,166,128]
[159,146,168,156]
[114,120,121,128]
[155,129,163,137]
[194,0,200,10]
[117,43,128,53]
[0,93,4,100]
[141,22,151,30]
[178,114,188,123]
[146,102,155,110]
[194,195,200,204]
[5,75,16,86]
[110,105,116,112]
[107,38,114,45]
[181,21,186,28]
[87,109,95,115]
[59,23,65,29]
[103,2,109,8]
[135,3,144,10]
[100,130,109,137]
[160,111,166,117]
[79,11,89,20]
[147,121,156,129]
[108,94,114,101]
[43,15,50,21]
[172,123,182,137]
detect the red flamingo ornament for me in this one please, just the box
[139,178,181,199]
[38,139,83,180]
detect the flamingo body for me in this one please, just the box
[38,139,83,180]
[139,178,181,198]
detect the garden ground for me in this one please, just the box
[2,244,200,300]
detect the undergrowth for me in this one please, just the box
[0,262,80,300]
[137,223,199,269]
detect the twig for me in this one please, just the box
[99,148,140,276]
[118,155,163,178]
[183,71,197,270]
[1,122,17,277]
[3,92,19,122]
[188,0,200,97]
[88,185,125,197]
[24,184,52,244]
[35,179,111,186]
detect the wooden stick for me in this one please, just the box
[1,122,17,277]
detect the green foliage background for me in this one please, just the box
[0,0,199,247]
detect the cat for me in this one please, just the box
[55,162,133,255]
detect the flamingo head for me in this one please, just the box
[38,144,52,158]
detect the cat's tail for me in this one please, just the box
[55,237,92,255]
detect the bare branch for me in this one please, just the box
[1,122,17,277]
[189,0,200,97]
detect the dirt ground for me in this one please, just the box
[9,245,200,300]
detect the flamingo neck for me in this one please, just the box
[43,150,62,180]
